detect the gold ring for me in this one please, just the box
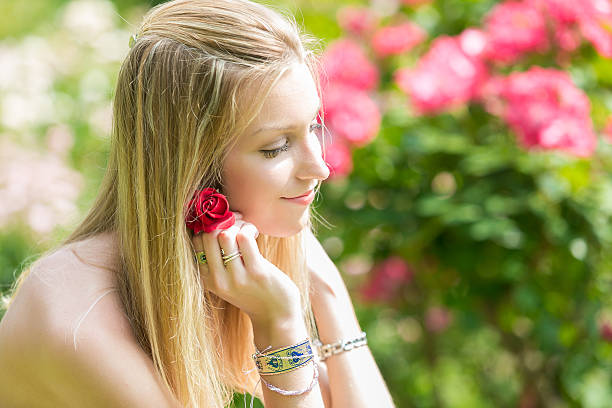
[221,250,240,260]
[222,251,242,265]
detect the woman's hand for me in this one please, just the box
[191,212,301,328]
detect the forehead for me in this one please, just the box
[240,62,320,140]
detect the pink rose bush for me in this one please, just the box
[483,1,549,63]
[401,0,434,5]
[395,31,489,114]
[319,39,382,178]
[425,306,453,333]
[578,1,612,56]
[322,0,610,171]
[337,6,378,37]
[319,39,378,92]
[361,256,413,301]
[322,138,353,179]
[529,0,612,56]
[600,321,612,342]
[604,116,612,143]
[321,83,381,146]
[387,0,605,157]
[482,67,596,157]
[371,22,426,57]
[317,1,612,405]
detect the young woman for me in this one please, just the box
[0,1,395,407]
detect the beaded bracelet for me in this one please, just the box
[313,331,368,362]
[252,339,319,396]
[259,359,319,396]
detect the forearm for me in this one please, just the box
[252,319,326,408]
[311,281,395,408]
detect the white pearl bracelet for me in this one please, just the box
[312,331,368,362]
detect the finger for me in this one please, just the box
[192,232,207,267]
[235,223,260,267]
[217,224,240,258]
[217,225,247,282]
[232,218,259,239]
[201,229,227,289]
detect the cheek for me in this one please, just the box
[223,159,288,212]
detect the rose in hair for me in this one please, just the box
[186,188,236,234]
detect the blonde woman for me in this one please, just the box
[0,0,395,407]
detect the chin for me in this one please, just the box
[258,215,309,238]
[259,223,306,238]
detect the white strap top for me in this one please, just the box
[72,287,120,351]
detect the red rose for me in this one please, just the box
[185,188,235,234]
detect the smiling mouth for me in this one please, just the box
[283,189,313,199]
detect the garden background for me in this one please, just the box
[2,0,612,406]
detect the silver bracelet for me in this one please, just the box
[312,331,368,361]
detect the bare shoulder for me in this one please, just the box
[0,235,180,407]
[0,233,123,345]
[303,229,342,283]
[303,228,333,266]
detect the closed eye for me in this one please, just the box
[261,141,290,159]
[260,123,323,159]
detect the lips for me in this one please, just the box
[284,189,314,199]
[282,189,315,205]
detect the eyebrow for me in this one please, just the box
[252,101,322,136]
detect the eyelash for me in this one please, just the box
[261,123,323,159]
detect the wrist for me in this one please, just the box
[314,331,368,361]
[310,289,362,344]
[251,315,308,352]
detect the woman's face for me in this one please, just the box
[221,62,330,237]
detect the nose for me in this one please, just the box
[295,130,330,183]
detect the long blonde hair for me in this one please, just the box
[3,0,328,406]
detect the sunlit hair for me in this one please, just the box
[2,0,331,406]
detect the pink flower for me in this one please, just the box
[319,39,379,92]
[538,115,596,157]
[45,124,74,157]
[530,0,612,57]
[322,83,381,146]
[600,321,612,342]
[395,31,488,115]
[337,6,378,37]
[579,8,612,57]
[604,115,612,143]
[425,307,453,333]
[371,22,426,57]
[482,67,596,157]
[459,28,489,59]
[322,138,353,179]
[401,0,433,6]
[527,0,579,24]
[554,23,583,52]
[0,139,82,235]
[361,256,413,302]
[483,1,549,64]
